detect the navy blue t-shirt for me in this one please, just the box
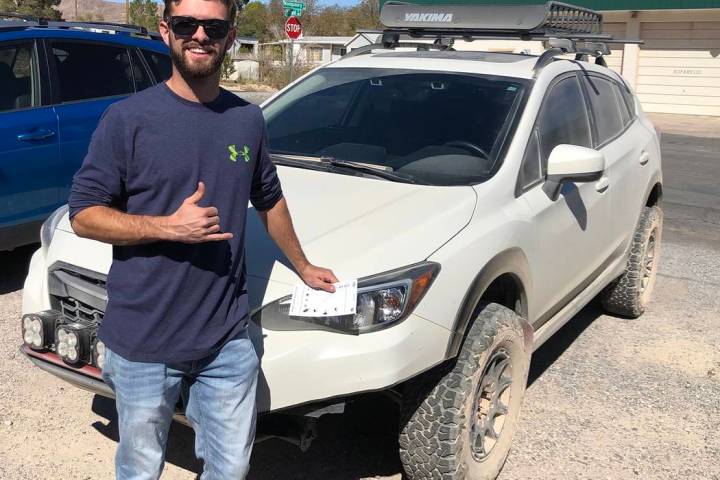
[69,83,283,363]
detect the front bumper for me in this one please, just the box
[21,311,451,413]
[22,345,113,397]
[22,244,453,413]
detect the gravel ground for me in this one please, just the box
[0,131,718,479]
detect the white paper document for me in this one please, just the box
[289,279,358,317]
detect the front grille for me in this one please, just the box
[59,297,104,324]
[48,262,108,326]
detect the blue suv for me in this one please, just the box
[0,15,170,250]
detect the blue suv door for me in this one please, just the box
[46,39,139,206]
[0,39,60,248]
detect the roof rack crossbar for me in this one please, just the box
[344,40,454,59]
[532,37,619,75]
[0,16,161,38]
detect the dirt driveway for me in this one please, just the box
[0,120,718,480]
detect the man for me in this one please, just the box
[68,0,337,477]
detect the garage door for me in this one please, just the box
[637,21,720,116]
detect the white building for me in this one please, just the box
[228,36,260,82]
[260,36,354,66]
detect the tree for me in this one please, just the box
[0,0,62,20]
[347,0,382,31]
[128,0,159,32]
[235,1,270,42]
[221,54,236,81]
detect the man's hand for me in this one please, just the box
[165,182,233,243]
[300,263,339,293]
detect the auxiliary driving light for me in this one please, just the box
[21,311,62,351]
[92,338,106,370]
[55,323,92,365]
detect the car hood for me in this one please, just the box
[54,166,476,308]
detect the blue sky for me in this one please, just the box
[105,0,363,7]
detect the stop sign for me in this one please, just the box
[285,16,302,40]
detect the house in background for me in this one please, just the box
[260,36,354,66]
[345,30,383,52]
[228,36,260,82]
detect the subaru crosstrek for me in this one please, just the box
[20,3,663,479]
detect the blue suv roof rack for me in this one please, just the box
[0,12,161,39]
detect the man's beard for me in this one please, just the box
[170,40,226,80]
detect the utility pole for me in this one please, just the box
[125,0,129,24]
[74,0,78,20]
[289,40,294,83]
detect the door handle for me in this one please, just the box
[17,129,56,142]
[639,151,650,166]
[595,176,610,193]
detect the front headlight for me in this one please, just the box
[253,262,440,334]
[40,204,69,254]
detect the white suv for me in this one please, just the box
[20,3,663,478]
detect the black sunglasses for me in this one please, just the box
[167,16,231,40]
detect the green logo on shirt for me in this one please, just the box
[228,144,251,163]
[228,144,239,162]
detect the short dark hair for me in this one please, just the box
[163,0,238,22]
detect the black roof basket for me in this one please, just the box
[343,2,641,72]
[380,1,606,40]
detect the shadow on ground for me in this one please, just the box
[91,393,403,480]
[527,303,604,385]
[0,244,37,295]
[88,303,605,479]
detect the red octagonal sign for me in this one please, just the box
[285,16,302,40]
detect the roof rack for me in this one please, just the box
[0,13,161,39]
[342,2,642,72]
[380,1,607,40]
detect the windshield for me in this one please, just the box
[263,67,528,185]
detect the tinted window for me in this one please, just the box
[612,81,634,125]
[0,42,37,112]
[518,130,542,190]
[537,76,592,170]
[142,50,172,82]
[613,82,631,126]
[583,75,624,145]
[131,50,153,91]
[52,42,133,102]
[264,68,526,185]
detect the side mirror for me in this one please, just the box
[543,144,605,200]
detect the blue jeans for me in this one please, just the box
[101,331,259,480]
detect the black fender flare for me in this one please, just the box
[444,248,533,359]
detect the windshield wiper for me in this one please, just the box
[271,152,425,184]
[321,157,425,185]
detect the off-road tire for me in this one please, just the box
[601,206,663,318]
[399,303,531,480]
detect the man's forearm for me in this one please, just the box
[71,182,233,246]
[259,198,309,273]
[71,206,171,246]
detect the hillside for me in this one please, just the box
[58,0,161,23]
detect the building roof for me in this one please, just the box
[379,0,720,11]
[262,36,354,46]
[235,36,258,45]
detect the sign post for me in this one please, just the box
[285,16,302,83]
